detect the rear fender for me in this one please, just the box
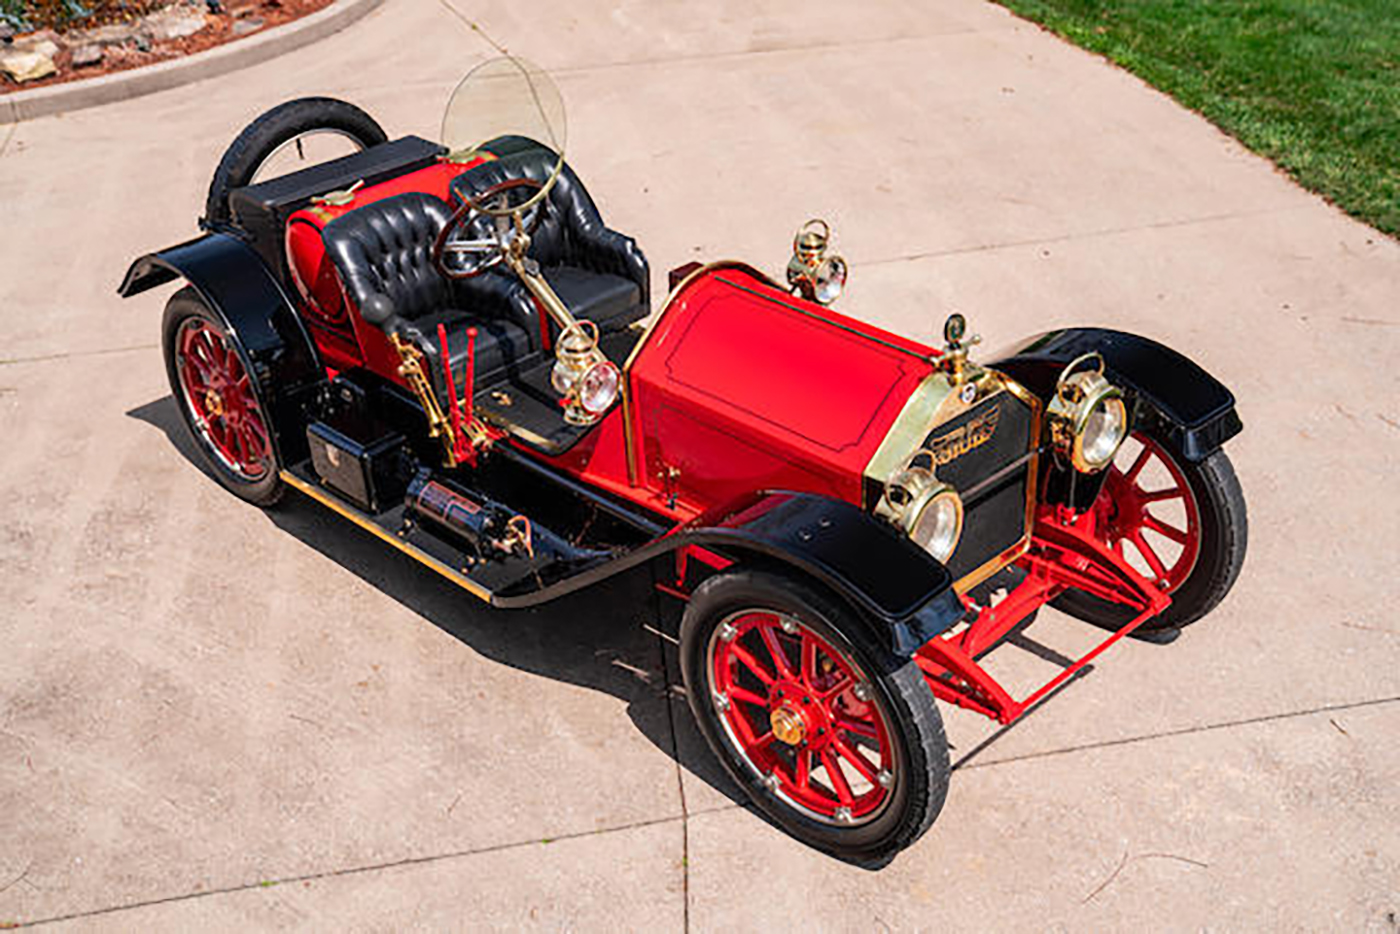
[119,233,324,462]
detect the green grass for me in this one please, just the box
[995,0,1400,236]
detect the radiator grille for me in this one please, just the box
[921,390,1036,585]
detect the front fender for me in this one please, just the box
[680,491,967,654]
[119,233,324,461]
[490,490,966,655]
[990,327,1242,462]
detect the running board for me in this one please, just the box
[280,468,496,604]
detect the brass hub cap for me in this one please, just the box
[204,388,225,418]
[769,706,806,746]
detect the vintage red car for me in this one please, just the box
[119,58,1247,864]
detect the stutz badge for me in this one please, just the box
[926,404,1001,466]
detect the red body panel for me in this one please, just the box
[622,267,935,514]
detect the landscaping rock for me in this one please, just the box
[0,48,57,83]
[0,22,14,43]
[70,44,103,67]
[232,16,265,35]
[71,22,140,48]
[18,38,60,59]
[141,7,209,41]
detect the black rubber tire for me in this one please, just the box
[203,97,387,226]
[680,569,949,866]
[1054,438,1247,633]
[162,287,284,507]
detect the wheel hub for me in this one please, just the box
[769,706,806,746]
[204,388,225,418]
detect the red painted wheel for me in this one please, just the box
[1055,427,1247,631]
[681,570,948,864]
[162,288,284,505]
[708,609,897,825]
[1090,432,1203,594]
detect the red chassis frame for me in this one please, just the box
[667,502,1171,727]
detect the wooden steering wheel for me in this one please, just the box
[432,177,546,279]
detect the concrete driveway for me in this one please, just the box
[1,0,1397,928]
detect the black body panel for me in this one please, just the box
[990,328,1241,462]
[117,233,325,463]
[226,135,445,281]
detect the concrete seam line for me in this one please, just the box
[960,694,1400,772]
[17,809,730,929]
[0,0,383,124]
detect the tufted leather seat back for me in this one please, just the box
[449,139,650,305]
[322,192,456,327]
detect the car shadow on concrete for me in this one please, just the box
[127,395,748,810]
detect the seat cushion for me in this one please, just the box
[544,267,645,331]
[410,309,537,402]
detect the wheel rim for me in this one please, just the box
[706,610,897,826]
[250,129,367,184]
[176,319,274,481]
[1089,432,1202,593]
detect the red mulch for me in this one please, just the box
[1,0,336,95]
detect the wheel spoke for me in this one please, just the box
[759,625,795,679]
[239,422,265,463]
[181,359,208,393]
[818,673,854,701]
[1141,487,1184,504]
[821,749,854,805]
[730,643,775,686]
[1143,513,1188,544]
[246,413,272,451]
[795,748,812,789]
[801,633,819,688]
[835,715,878,741]
[729,686,769,709]
[1122,445,1151,486]
[1131,529,1170,581]
[832,736,879,784]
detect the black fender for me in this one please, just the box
[990,328,1242,462]
[118,233,325,463]
[494,490,967,656]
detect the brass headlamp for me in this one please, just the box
[878,459,964,563]
[550,319,619,425]
[1046,352,1128,473]
[786,219,848,306]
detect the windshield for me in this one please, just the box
[442,56,567,209]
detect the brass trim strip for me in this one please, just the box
[280,470,495,604]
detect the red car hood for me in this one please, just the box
[626,264,937,513]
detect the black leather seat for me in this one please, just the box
[321,191,536,400]
[449,138,650,333]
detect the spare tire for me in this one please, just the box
[203,97,387,226]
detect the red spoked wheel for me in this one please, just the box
[176,319,273,481]
[681,570,949,864]
[162,288,283,505]
[709,610,895,825]
[1055,426,1248,632]
[1089,432,1202,593]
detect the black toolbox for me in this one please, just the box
[306,403,410,514]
